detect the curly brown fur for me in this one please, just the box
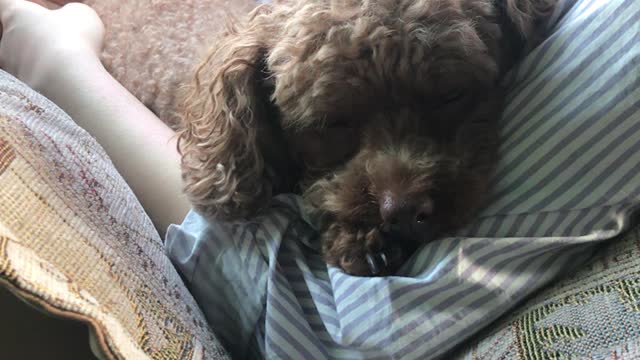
[178,0,555,276]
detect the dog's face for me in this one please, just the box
[179,0,553,276]
[306,105,500,276]
[266,0,509,275]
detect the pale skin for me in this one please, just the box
[0,0,190,237]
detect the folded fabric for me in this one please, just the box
[166,0,640,358]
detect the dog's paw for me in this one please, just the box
[321,223,409,276]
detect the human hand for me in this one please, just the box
[0,0,104,92]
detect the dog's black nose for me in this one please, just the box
[379,191,433,236]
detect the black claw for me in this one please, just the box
[366,252,388,275]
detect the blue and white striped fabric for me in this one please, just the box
[165,0,640,358]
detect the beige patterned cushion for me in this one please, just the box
[0,70,229,359]
[452,223,640,359]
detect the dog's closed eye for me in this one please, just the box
[441,89,466,104]
[359,47,373,59]
[325,117,356,129]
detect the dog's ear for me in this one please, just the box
[178,12,293,220]
[496,0,555,64]
[502,0,555,40]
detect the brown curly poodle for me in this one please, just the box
[178,0,555,276]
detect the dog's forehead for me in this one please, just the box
[268,0,494,59]
[266,0,501,129]
[268,6,498,80]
